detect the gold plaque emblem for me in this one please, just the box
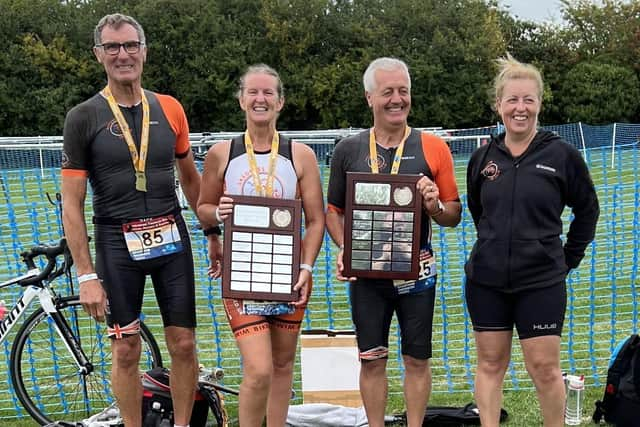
[393,186,413,206]
[272,209,292,227]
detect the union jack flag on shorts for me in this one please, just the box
[108,318,140,339]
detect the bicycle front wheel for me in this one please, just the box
[10,295,163,425]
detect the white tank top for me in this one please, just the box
[223,135,298,199]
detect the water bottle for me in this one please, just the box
[564,374,584,425]
[199,364,224,382]
[143,401,162,427]
[0,300,6,320]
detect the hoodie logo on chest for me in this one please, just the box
[481,160,500,181]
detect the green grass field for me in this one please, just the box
[0,144,637,425]
[0,388,612,426]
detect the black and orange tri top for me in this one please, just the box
[327,128,459,247]
[61,90,190,219]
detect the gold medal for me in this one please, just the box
[135,172,147,192]
[103,86,150,193]
[244,130,279,197]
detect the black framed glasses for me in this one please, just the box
[95,41,144,55]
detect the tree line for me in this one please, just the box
[0,0,638,136]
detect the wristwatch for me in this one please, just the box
[203,226,222,236]
[431,200,445,217]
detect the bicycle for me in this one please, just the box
[0,237,163,426]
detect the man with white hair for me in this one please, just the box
[326,57,461,427]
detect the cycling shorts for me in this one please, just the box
[222,279,311,340]
[465,279,566,339]
[94,213,196,336]
[350,279,436,361]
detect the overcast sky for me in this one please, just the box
[499,0,564,23]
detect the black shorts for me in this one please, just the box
[350,279,436,360]
[465,280,566,339]
[95,214,196,332]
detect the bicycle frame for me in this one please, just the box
[0,271,40,341]
[0,275,94,375]
[2,238,164,425]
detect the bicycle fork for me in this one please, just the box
[38,290,95,376]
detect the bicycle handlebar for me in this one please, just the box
[19,238,73,286]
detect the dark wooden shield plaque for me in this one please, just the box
[342,172,422,280]
[222,195,302,301]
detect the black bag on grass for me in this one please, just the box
[397,402,508,426]
[142,367,219,427]
[593,334,640,426]
[43,423,84,427]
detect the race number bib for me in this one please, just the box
[122,215,183,261]
[393,247,437,295]
[242,300,295,316]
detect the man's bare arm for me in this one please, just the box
[62,175,106,321]
[176,150,207,223]
[196,142,230,278]
[61,176,93,275]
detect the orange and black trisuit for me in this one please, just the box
[62,90,196,335]
[327,128,459,360]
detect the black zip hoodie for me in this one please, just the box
[465,130,599,291]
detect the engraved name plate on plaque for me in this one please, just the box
[222,195,302,301]
[343,172,422,280]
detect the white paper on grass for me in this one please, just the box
[300,338,360,391]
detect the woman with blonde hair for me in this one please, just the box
[465,54,599,426]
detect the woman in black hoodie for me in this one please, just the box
[465,55,599,427]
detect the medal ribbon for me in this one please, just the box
[244,130,280,197]
[103,86,150,192]
[369,126,411,174]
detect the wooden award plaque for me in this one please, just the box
[342,172,422,280]
[222,195,302,301]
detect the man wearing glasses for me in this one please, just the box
[61,13,219,427]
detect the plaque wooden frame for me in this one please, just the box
[342,172,422,280]
[222,195,302,301]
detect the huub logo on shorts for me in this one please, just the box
[533,323,557,330]
[481,160,500,181]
